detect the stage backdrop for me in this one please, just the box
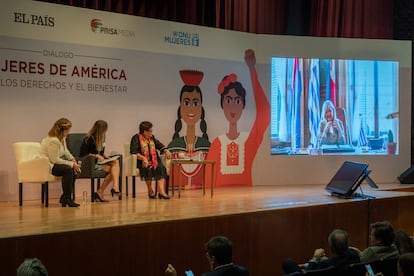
[0,0,411,201]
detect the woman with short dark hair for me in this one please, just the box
[130,121,171,199]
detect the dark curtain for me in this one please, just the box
[309,0,393,38]
[37,0,394,38]
[40,0,216,27]
[214,0,289,35]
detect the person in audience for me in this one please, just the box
[38,118,81,207]
[130,121,171,199]
[394,230,414,254]
[17,258,48,276]
[80,120,120,202]
[282,229,359,274]
[306,229,360,271]
[369,252,414,276]
[317,100,346,146]
[397,252,414,276]
[353,221,399,263]
[282,258,303,275]
[165,235,249,276]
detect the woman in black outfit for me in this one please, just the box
[130,121,171,199]
[80,120,120,202]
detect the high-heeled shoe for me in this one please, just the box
[61,197,80,207]
[111,188,121,197]
[158,193,170,200]
[94,192,108,202]
[148,193,156,199]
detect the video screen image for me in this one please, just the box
[270,58,399,155]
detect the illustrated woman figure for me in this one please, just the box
[317,100,346,146]
[167,70,210,188]
[206,49,270,186]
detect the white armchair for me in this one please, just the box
[160,155,171,196]
[123,143,139,198]
[13,142,60,207]
[123,144,171,198]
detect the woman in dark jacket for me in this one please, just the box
[130,121,171,199]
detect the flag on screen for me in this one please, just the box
[329,59,336,105]
[308,59,320,147]
[358,125,368,147]
[291,58,302,149]
[278,84,288,142]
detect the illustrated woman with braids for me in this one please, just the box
[206,49,270,187]
[167,70,210,188]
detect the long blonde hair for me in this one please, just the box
[48,118,72,141]
[84,120,108,150]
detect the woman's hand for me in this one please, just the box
[73,160,81,174]
[331,121,339,128]
[313,248,326,260]
[95,154,105,163]
[164,149,171,160]
[142,158,149,168]
[244,49,256,69]
[165,264,177,276]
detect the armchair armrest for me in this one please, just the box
[76,155,95,178]
[124,153,138,176]
[18,157,51,181]
[160,154,171,175]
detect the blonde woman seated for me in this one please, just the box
[80,120,120,202]
[38,118,81,207]
[317,100,346,146]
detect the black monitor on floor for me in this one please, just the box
[326,161,375,198]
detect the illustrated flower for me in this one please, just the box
[218,73,237,94]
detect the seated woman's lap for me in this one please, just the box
[52,164,73,177]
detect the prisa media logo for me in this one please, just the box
[90,19,134,37]
[90,19,103,32]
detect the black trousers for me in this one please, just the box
[52,164,76,198]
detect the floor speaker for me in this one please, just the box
[398,166,414,184]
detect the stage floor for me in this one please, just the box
[1,183,413,239]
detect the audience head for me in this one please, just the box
[328,229,349,255]
[48,118,72,140]
[17,258,48,276]
[398,253,414,276]
[205,236,233,270]
[282,258,301,275]
[369,221,395,246]
[394,230,414,254]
